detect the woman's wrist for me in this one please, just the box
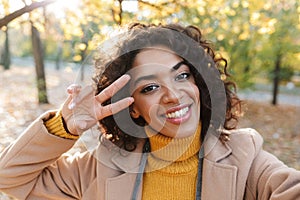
[44,111,79,140]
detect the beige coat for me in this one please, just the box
[0,112,300,200]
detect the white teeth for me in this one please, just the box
[166,107,189,118]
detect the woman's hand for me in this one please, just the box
[61,74,134,135]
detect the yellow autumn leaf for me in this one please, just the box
[258,27,272,34]
[205,27,213,34]
[152,19,161,25]
[220,74,227,81]
[217,34,225,41]
[295,52,300,60]
[268,18,278,27]
[1,26,7,31]
[72,27,84,37]
[221,23,229,30]
[78,43,87,51]
[229,39,235,45]
[224,6,236,16]
[203,18,210,25]
[264,2,272,10]
[232,1,239,8]
[172,18,179,23]
[251,12,260,21]
[197,7,206,16]
[239,32,249,40]
[73,55,82,62]
[232,26,240,34]
[241,1,249,8]
[193,17,200,24]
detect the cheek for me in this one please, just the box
[132,94,154,117]
[190,84,200,104]
[133,95,164,121]
[195,87,200,103]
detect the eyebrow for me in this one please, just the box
[172,60,186,71]
[133,60,186,86]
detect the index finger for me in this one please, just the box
[95,74,131,103]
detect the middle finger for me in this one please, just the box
[95,74,131,103]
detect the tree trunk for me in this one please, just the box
[3,27,11,70]
[272,55,281,105]
[31,24,48,104]
[112,0,123,25]
[55,43,62,70]
[118,0,123,25]
[79,41,88,81]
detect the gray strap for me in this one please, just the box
[196,148,204,200]
[131,140,150,200]
[131,140,203,200]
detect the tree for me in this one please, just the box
[0,0,11,70]
[31,23,48,104]
[3,0,300,105]
[256,1,300,105]
[180,0,300,105]
[2,26,10,70]
[0,0,54,103]
[0,0,55,28]
[38,0,179,76]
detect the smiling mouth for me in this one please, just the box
[165,106,190,119]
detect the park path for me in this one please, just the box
[239,87,300,106]
[11,56,300,106]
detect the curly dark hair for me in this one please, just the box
[93,22,241,151]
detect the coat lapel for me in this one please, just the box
[95,139,144,200]
[97,135,238,200]
[202,134,238,200]
[105,173,140,200]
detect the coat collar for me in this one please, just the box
[96,138,145,173]
[203,133,232,162]
[98,133,237,200]
[97,132,232,172]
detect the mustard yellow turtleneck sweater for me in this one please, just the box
[142,125,201,200]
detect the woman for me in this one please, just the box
[0,23,299,200]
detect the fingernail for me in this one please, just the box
[78,121,87,129]
[68,102,76,109]
[123,74,131,80]
[67,85,76,93]
[129,97,134,104]
[127,97,134,105]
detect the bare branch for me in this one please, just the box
[136,0,178,15]
[0,0,56,29]
[137,0,162,11]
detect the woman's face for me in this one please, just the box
[129,47,200,138]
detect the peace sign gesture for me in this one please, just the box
[61,75,134,135]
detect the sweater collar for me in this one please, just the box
[96,125,233,173]
[144,124,201,162]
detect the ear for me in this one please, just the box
[130,105,140,119]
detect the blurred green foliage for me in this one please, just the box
[1,0,300,89]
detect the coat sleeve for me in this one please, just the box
[245,131,300,200]
[0,112,96,200]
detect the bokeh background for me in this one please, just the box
[1,0,300,199]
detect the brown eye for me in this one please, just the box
[140,84,159,94]
[175,72,191,81]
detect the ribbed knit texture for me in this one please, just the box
[44,111,79,140]
[142,124,201,200]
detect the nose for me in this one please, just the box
[161,85,183,104]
